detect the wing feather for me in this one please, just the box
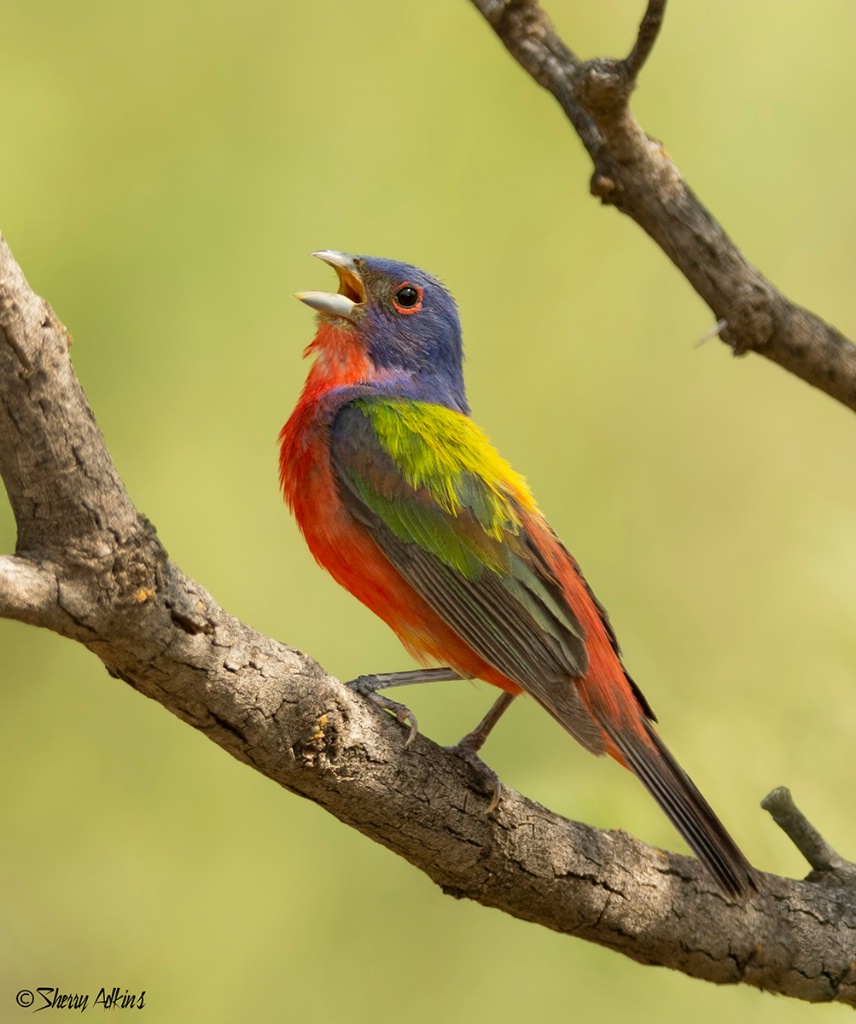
[330,398,606,755]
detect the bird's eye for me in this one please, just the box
[395,286,419,307]
[392,283,423,314]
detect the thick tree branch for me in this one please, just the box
[2,230,856,1004]
[469,0,856,412]
[0,555,60,623]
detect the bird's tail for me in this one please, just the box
[604,718,756,896]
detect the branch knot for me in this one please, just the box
[721,287,776,356]
[575,58,632,120]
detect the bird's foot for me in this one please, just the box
[347,674,419,748]
[445,736,505,813]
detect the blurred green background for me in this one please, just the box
[2,0,855,1020]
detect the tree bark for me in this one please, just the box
[4,0,856,1006]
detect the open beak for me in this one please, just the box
[295,250,366,321]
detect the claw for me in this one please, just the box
[347,671,509,807]
[347,675,419,746]
[446,739,505,812]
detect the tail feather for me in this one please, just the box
[605,719,756,896]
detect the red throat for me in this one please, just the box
[278,320,370,512]
[301,321,370,394]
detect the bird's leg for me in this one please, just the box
[446,691,517,813]
[349,670,516,813]
[350,666,464,690]
[453,690,517,755]
[347,667,466,748]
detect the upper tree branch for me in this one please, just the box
[469,0,856,412]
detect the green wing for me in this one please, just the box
[330,397,606,752]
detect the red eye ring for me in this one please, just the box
[392,282,423,315]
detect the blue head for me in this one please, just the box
[296,251,469,414]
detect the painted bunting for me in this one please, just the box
[279,250,755,895]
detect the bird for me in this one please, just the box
[279,249,755,896]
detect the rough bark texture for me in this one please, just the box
[4,0,856,1007]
